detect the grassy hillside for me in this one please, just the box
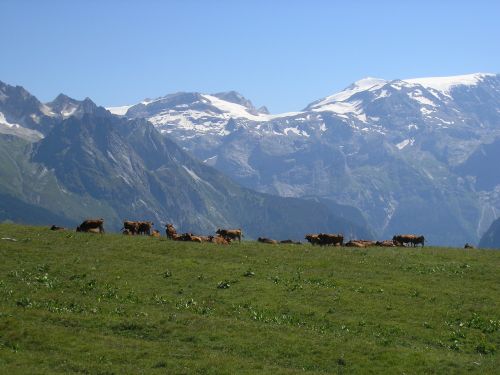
[0,224,499,374]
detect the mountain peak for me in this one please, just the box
[211,91,262,114]
[403,73,497,94]
[351,77,388,90]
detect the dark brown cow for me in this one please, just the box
[258,237,278,244]
[411,235,425,247]
[165,224,177,240]
[393,234,424,247]
[122,229,133,235]
[305,234,322,245]
[122,220,140,235]
[76,219,104,233]
[138,221,153,235]
[50,225,65,231]
[464,243,475,249]
[216,228,242,243]
[318,233,344,246]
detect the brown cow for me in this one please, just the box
[122,229,133,235]
[50,225,65,231]
[318,233,344,246]
[171,232,201,242]
[464,243,475,249]
[393,234,424,247]
[346,240,376,248]
[76,219,104,233]
[208,235,230,245]
[165,224,177,240]
[138,221,153,235]
[151,229,161,238]
[216,228,242,242]
[122,220,140,235]
[305,234,322,245]
[258,237,278,244]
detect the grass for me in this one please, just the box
[0,223,499,374]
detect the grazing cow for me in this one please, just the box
[393,234,424,247]
[216,228,242,243]
[151,229,161,238]
[122,220,140,235]
[305,234,322,245]
[411,235,425,247]
[258,237,278,244]
[165,224,177,240]
[318,233,344,246]
[50,225,65,231]
[138,221,153,235]
[464,243,475,249]
[122,229,133,235]
[76,219,104,233]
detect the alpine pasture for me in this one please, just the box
[0,224,499,374]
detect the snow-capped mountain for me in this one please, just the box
[0,80,373,239]
[116,73,500,245]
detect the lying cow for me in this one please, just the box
[280,239,301,245]
[172,233,202,242]
[208,235,230,245]
[151,229,161,238]
[76,219,104,233]
[50,225,65,231]
[345,240,376,248]
[216,228,243,243]
[258,237,278,244]
[375,240,396,247]
[464,243,475,249]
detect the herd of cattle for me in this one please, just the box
[49,218,428,248]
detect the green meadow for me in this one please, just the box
[0,224,499,374]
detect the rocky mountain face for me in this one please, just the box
[0,81,372,239]
[479,218,500,249]
[118,73,500,246]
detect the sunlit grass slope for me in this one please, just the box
[0,224,499,374]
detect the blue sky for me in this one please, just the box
[1,0,499,113]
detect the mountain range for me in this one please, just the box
[107,73,500,246]
[0,80,372,240]
[2,73,499,245]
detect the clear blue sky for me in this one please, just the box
[1,0,499,113]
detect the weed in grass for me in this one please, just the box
[217,281,231,289]
[163,270,172,278]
